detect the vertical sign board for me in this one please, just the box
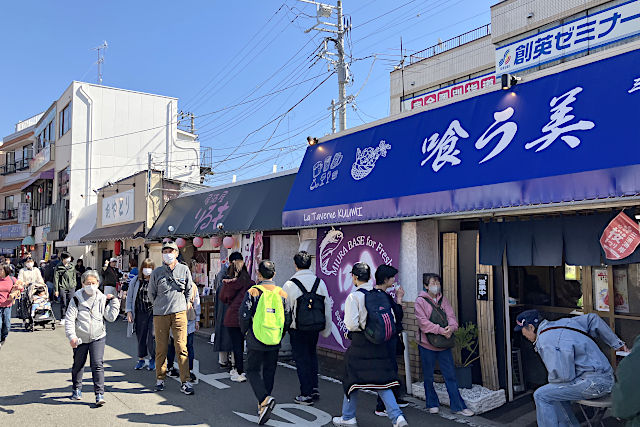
[477,274,489,301]
[315,222,401,352]
[18,203,30,224]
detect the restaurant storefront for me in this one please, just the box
[282,43,640,401]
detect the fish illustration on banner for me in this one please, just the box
[316,222,401,352]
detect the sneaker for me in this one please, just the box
[294,395,314,406]
[428,407,439,414]
[231,372,247,383]
[180,382,194,395]
[258,396,275,425]
[59,319,65,325]
[148,359,156,371]
[332,416,357,426]
[229,368,239,379]
[70,389,82,400]
[393,415,408,427]
[167,367,180,378]
[134,360,146,370]
[374,409,387,417]
[95,393,106,407]
[155,380,165,392]
[189,371,198,383]
[456,409,474,417]
[311,388,320,400]
[396,398,409,408]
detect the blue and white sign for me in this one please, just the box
[496,0,640,75]
[283,49,640,228]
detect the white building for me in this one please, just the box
[0,81,206,263]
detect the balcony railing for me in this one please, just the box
[0,209,17,220]
[0,164,16,175]
[15,158,33,171]
[409,24,491,64]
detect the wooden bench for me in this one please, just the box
[576,394,612,427]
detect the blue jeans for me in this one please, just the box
[533,372,614,427]
[0,306,11,341]
[419,345,467,412]
[168,332,195,371]
[290,329,319,396]
[46,282,54,301]
[342,389,403,423]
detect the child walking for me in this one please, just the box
[240,260,292,425]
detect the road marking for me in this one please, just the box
[234,403,332,426]
[167,359,231,389]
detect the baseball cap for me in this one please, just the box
[514,309,541,332]
[229,252,243,262]
[109,257,118,263]
[162,241,179,251]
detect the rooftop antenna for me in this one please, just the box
[92,41,108,85]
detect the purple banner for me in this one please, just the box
[316,222,401,352]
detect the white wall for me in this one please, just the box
[64,82,200,230]
[398,219,439,302]
[269,234,299,286]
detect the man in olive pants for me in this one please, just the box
[149,242,195,395]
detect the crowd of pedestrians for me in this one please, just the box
[1,245,639,427]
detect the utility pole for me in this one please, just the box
[92,41,108,85]
[299,0,350,132]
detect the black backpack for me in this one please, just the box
[358,288,397,344]
[291,278,325,332]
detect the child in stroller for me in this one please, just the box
[30,286,52,319]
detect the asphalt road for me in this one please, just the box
[0,310,483,427]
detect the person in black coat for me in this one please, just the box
[212,263,233,367]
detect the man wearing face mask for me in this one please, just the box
[148,241,194,395]
[55,252,77,322]
[18,256,45,299]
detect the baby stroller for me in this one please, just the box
[18,283,56,332]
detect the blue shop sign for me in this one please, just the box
[0,223,29,239]
[283,48,640,228]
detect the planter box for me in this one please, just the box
[412,382,506,415]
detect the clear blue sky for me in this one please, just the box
[0,0,494,185]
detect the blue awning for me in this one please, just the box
[283,49,640,228]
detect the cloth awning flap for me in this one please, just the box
[79,221,145,243]
[20,169,54,191]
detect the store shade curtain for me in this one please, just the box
[479,212,640,267]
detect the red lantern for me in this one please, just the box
[193,237,204,248]
[223,236,235,249]
[210,236,221,248]
[175,237,187,248]
[114,240,122,256]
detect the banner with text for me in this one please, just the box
[316,222,400,352]
[496,0,640,75]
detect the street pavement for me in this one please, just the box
[0,310,503,427]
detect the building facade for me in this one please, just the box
[0,81,206,264]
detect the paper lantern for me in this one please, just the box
[162,237,171,243]
[114,240,122,256]
[223,236,235,249]
[210,236,222,248]
[193,237,204,248]
[175,237,187,248]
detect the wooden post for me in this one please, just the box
[442,233,459,365]
[606,265,617,367]
[476,233,500,390]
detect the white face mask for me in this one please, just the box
[142,268,153,276]
[428,284,441,295]
[63,258,71,265]
[25,262,34,269]
[83,284,98,295]
[162,253,176,265]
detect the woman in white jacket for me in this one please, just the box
[65,270,120,407]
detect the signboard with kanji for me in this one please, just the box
[496,0,640,75]
[600,211,640,260]
[477,274,489,301]
[102,189,135,226]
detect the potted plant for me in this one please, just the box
[453,322,480,389]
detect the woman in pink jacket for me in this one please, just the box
[415,273,473,417]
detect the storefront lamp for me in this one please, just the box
[307,136,319,146]
[501,73,521,90]
[175,237,186,248]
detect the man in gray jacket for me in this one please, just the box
[149,241,194,395]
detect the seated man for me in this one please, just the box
[514,310,628,427]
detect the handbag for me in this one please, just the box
[187,306,197,321]
[421,296,455,349]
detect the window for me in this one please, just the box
[4,151,15,174]
[48,119,55,142]
[31,181,53,211]
[58,167,70,198]
[60,103,71,136]
[4,195,13,212]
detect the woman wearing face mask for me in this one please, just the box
[125,258,156,371]
[64,270,120,407]
[18,256,45,299]
[55,251,77,323]
[415,273,473,417]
